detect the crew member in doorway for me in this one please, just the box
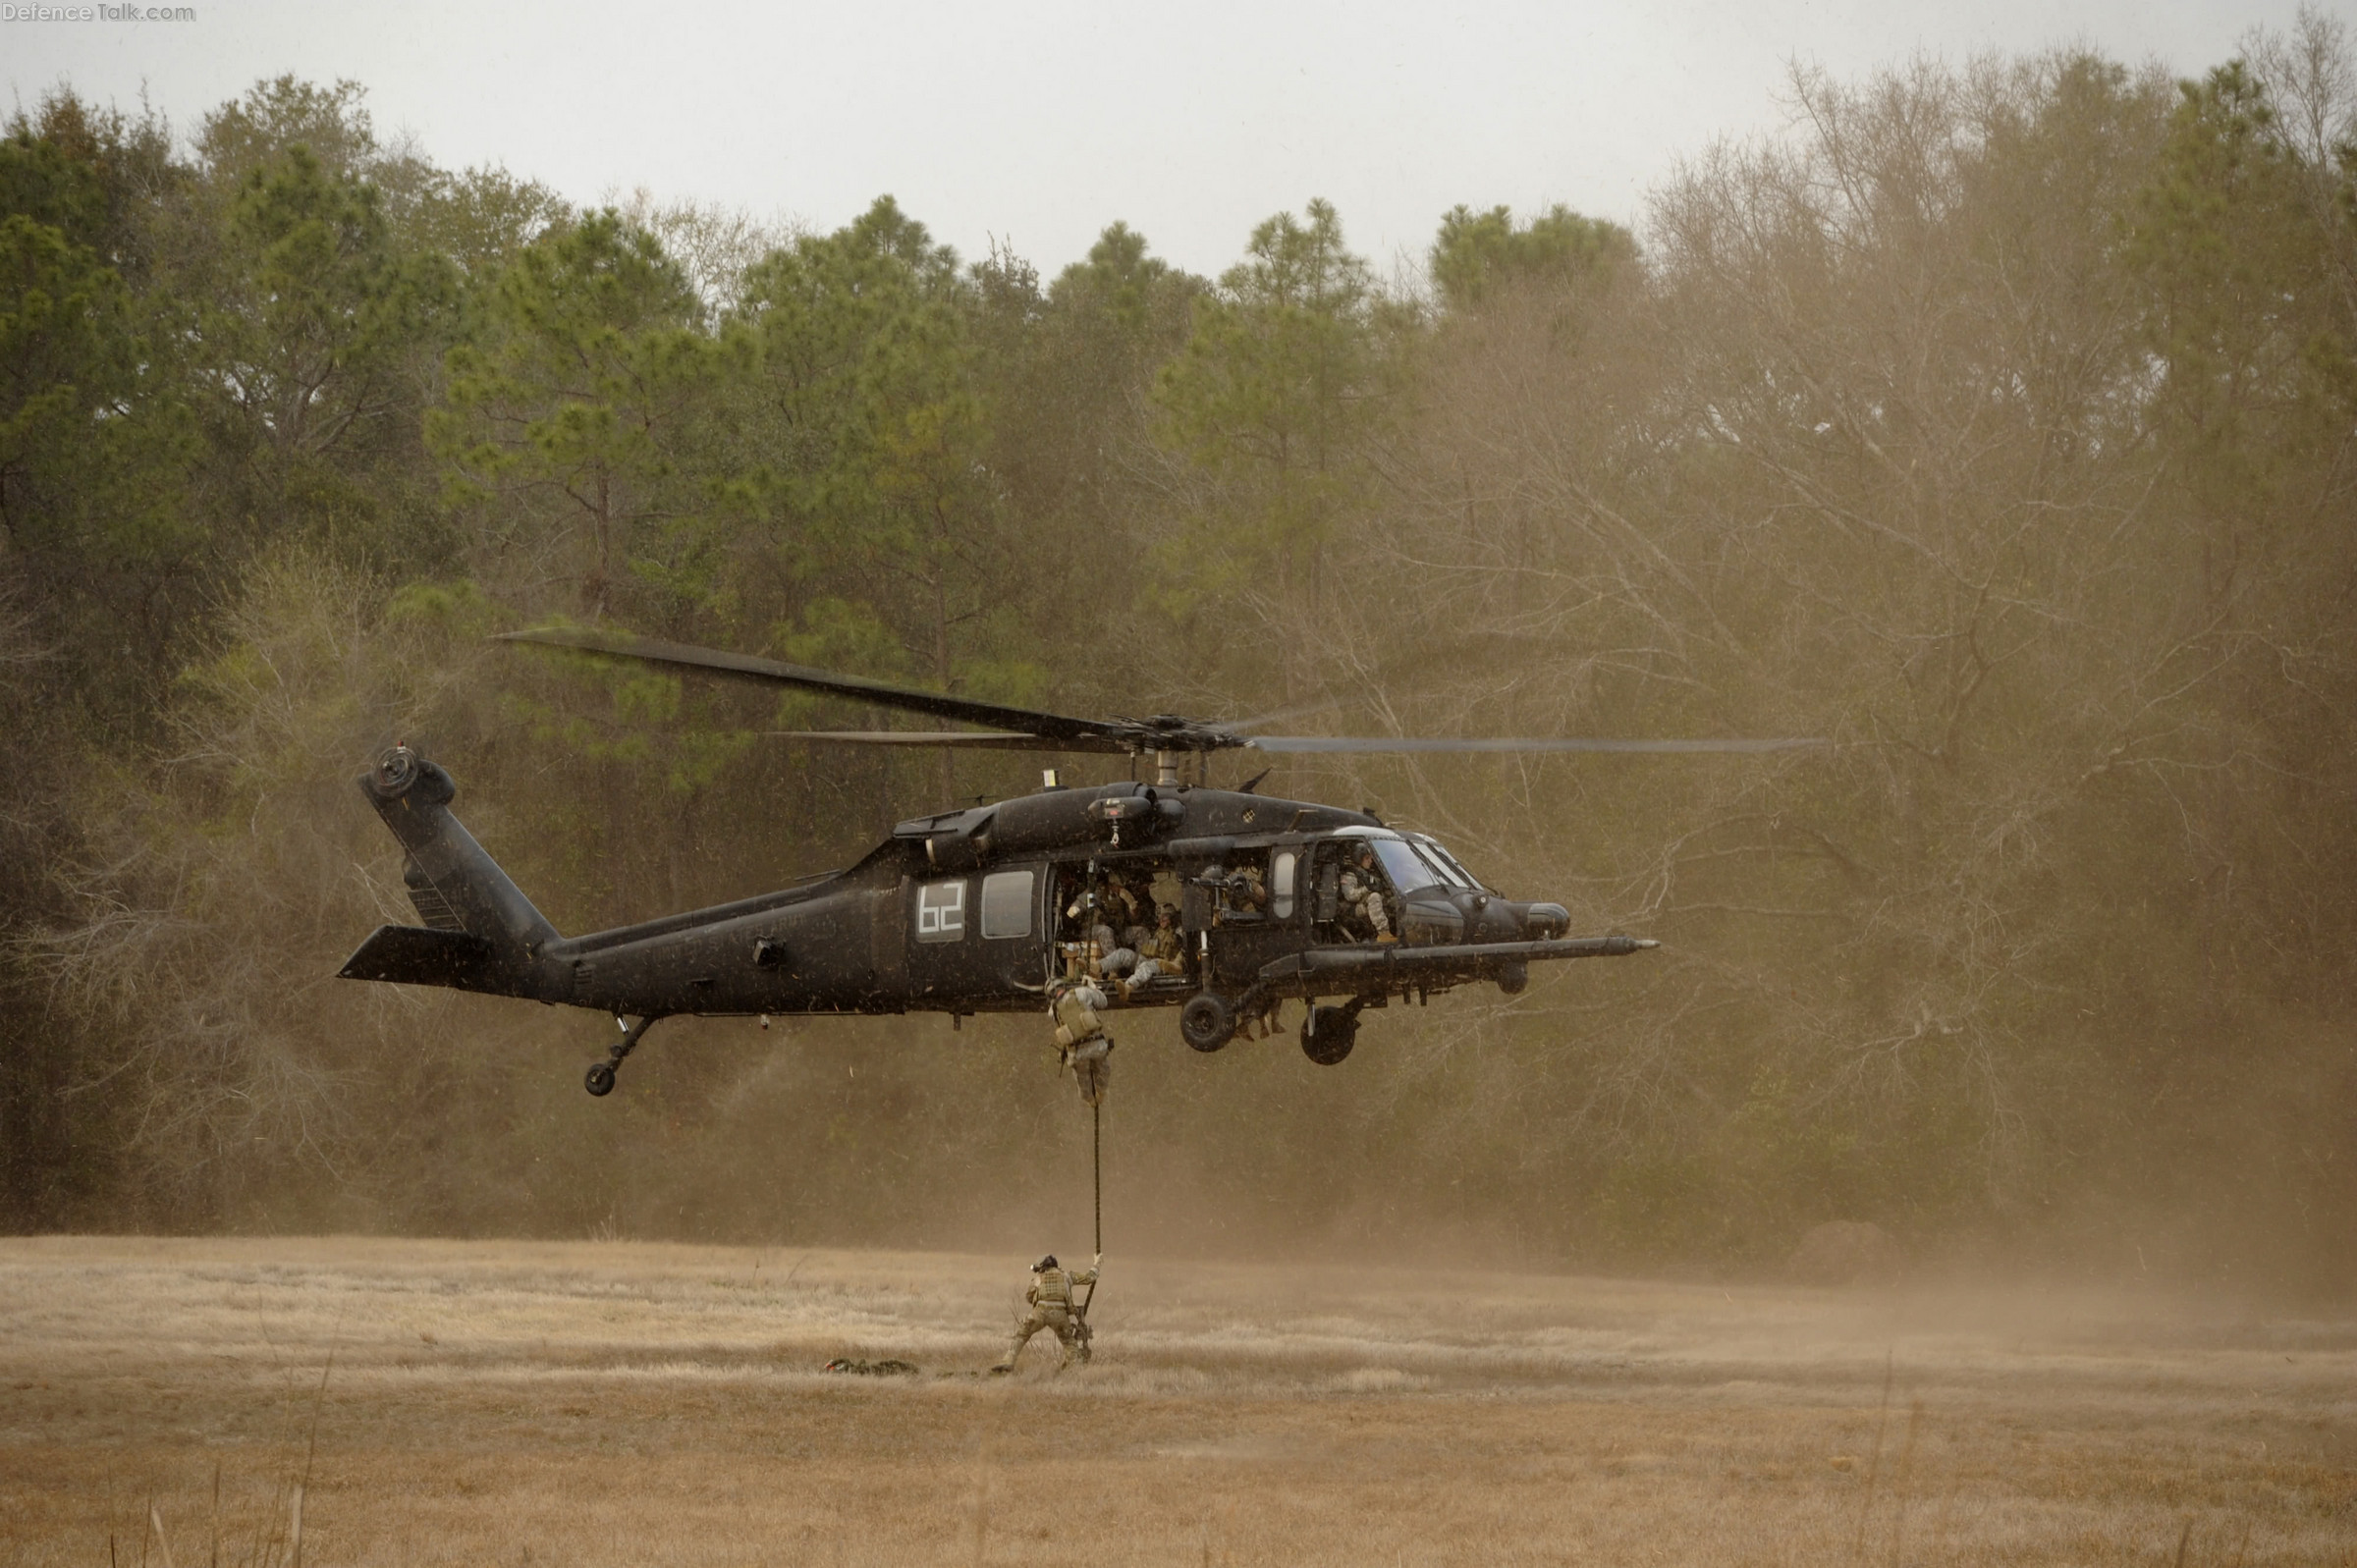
[992,1252,1100,1373]
[1101,868,1150,948]
[1207,859,1268,924]
[1049,975,1113,1105]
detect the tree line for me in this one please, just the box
[3,19,2353,1291]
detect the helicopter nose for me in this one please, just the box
[1522,902,1571,940]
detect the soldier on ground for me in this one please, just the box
[993,1252,1100,1373]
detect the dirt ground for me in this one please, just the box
[0,1237,2350,1566]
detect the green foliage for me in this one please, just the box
[392,164,570,283]
[1,89,180,277]
[1430,202,1636,311]
[1048,221,1201,363]
[0,217,163,546]
[734,196,1019,698]
[434,209,734,621]
[0,210,196,718]
[196,76,380,182]
[208,146,458,460]
[1154,199,1393,628]
[2129,58,2357,504]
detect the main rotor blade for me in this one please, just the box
[1246,735,1828,754]
[766,730,1135,754]
[1225,695,1345,733]
[499,628,1121,743]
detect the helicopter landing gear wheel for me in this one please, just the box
[1179,993,1236,1053]
[583,1014,661,1097]
[1300,1004,1358,1065]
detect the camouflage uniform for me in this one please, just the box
[1339,851,1394,941]
[995,1257,1100,1371]
[1050,979,1113,1106]
[1102,874,1150,948]
[1091,926,1139,983]
[1128,909,1187,987]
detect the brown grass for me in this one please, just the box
[0,1236,2350,1564]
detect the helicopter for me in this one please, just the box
[337,627,1819,1096]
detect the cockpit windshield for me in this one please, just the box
[1370,838,1444,894]
[1412,837,1486,891]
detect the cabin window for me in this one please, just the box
[915,879,967,943]
[980,869,1034,940]
[1270,850,1298,919]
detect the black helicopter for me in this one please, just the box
[338,628,1816,1095]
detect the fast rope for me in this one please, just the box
[1071,1094,1103,1354]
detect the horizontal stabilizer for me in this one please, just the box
[338,924,495,987]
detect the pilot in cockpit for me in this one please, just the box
[1339,842,1397,943]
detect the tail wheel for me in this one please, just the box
[1179,993,1235,1054]
[1300,1005,1357,1065]
[584,1062,617,1097]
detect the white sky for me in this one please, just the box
[4,0,2326,281]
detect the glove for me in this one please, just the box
[1093,1251,1103,1267]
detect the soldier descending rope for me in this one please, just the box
[1048,974,1113,1106]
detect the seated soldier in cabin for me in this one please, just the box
[1121,904,1187,994]
[1094,926,1139,989]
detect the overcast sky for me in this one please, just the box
[5,0,2323,280]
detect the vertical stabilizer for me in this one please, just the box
[347,746,560,994]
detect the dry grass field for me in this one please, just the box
[0,1236,2350,1566]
